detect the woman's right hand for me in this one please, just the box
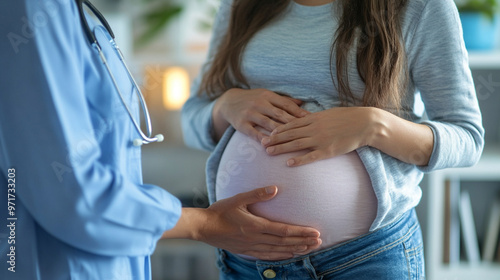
[212,88,309,142]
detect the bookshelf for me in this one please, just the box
[423,47,500,279]
[426,146,500,280]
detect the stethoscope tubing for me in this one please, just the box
[76,0,163,146]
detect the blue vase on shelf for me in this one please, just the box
[460,12,500,50]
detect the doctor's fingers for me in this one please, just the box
[259,221,322,244]
[252,235,322,252]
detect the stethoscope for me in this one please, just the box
[76,0,164,146]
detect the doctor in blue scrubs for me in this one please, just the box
[0,0,322,279]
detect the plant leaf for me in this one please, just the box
[136,4,183,47]
[457,0,499,21]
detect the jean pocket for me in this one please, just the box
[403,227,425,280]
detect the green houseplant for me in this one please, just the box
[456,0,500,50]
[135,0,218,48]
[457,0,499,20]
[136,0,183,48]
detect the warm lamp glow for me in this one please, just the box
[162,67,190,110]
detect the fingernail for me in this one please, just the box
[265,186,276,194]
[261,137,270,145]
[306,231,320,237]
[266,147,275,154]
[297,245,308,251]
[309,239,319,245]
[287,159,295,166]
[300,111,308,117]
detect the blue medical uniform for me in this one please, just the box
[0,0,182,279]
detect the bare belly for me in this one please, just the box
[215,131,378,256]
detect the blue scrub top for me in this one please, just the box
[0,0,182,279]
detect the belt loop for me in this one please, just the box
[216,249,231,274]
[303,257,320,279]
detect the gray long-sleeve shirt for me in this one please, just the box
[181,0,484,231]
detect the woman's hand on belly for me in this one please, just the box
[261,107,376,166]
[195,186,322,260]
[261,106,434,166]
[212,88,310,142]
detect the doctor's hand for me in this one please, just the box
[162,186,322,261]
[211,88,309,143]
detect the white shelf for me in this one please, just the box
[432,263,500,280]
[469,50,500,69]
[426,146,500,280]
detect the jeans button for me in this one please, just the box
[263,269,276,279]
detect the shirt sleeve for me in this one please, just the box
[406,0,485,172]
[181,0,233,151]
[0,0,181,256]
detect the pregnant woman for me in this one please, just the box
[182,0,484,279]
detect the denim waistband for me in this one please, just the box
[218,209,422,279]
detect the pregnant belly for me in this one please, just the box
[215,131,378,254]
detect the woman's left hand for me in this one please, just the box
[261,107,376,167]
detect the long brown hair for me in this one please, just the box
[199,0,409,111]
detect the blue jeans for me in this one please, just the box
[217,209,425,280]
